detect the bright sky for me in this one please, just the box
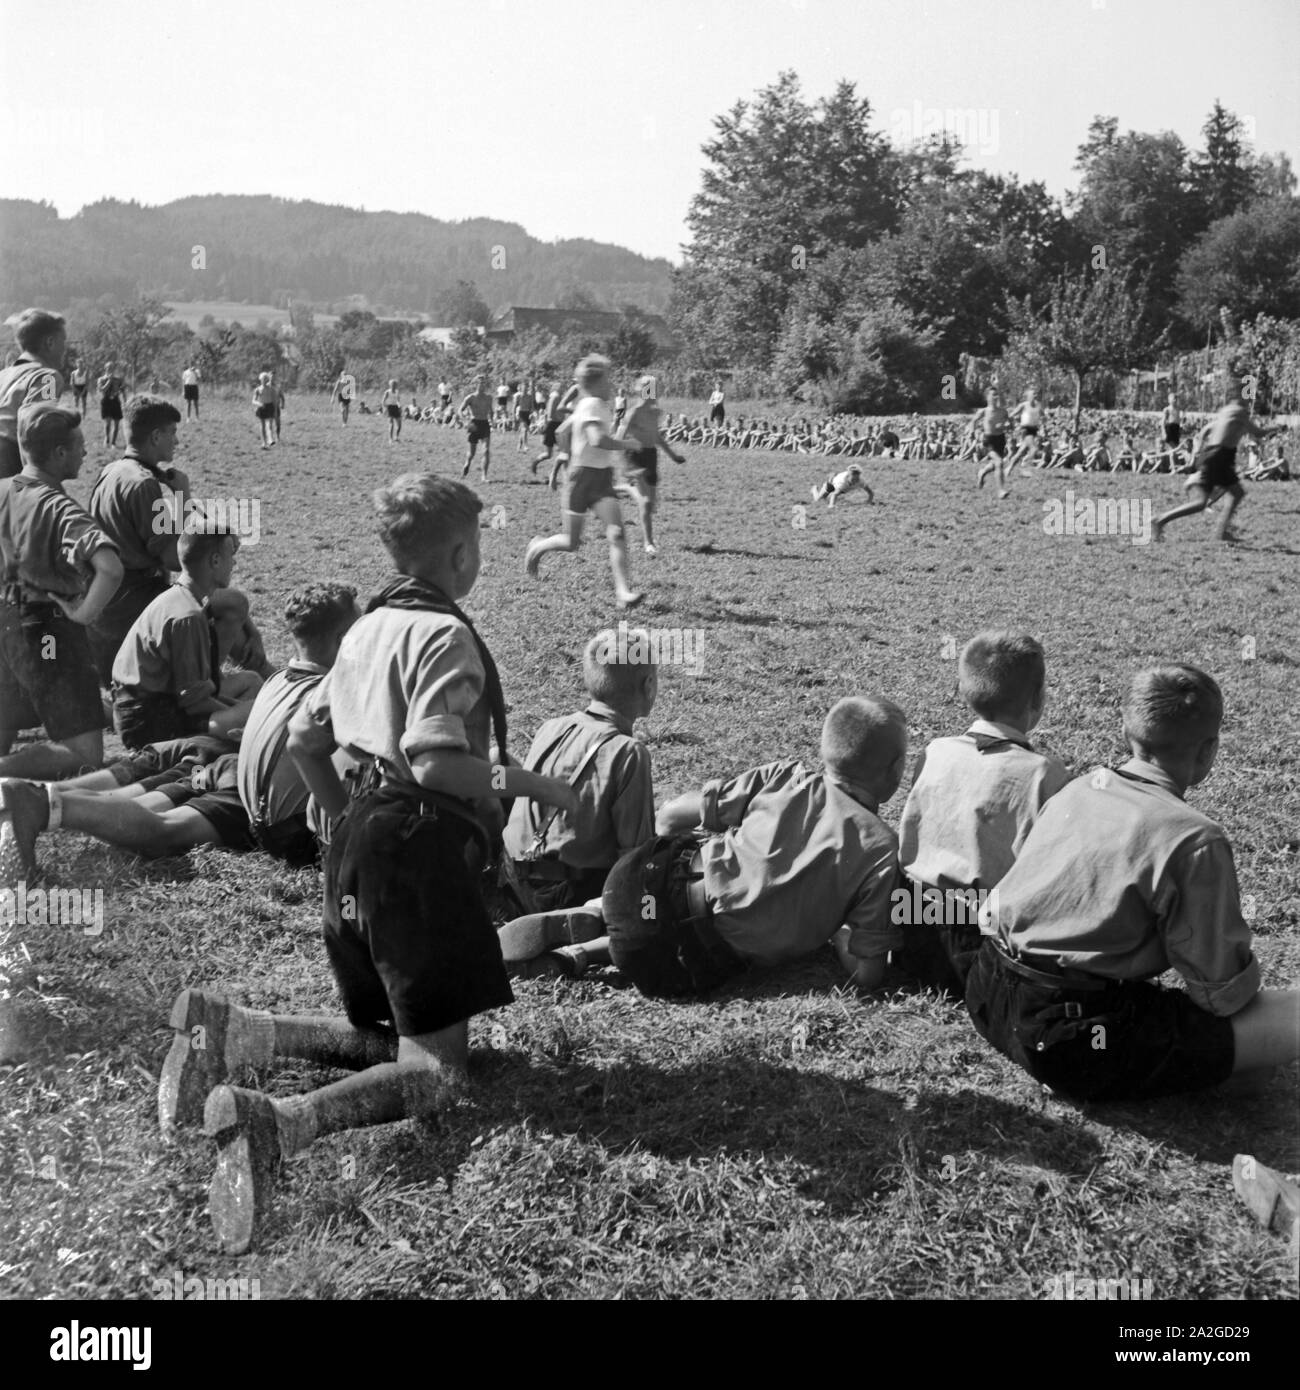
[3,0,1297,265]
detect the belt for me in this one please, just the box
[518,855,598,884]
[992,941,1111,993]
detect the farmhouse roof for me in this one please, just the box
[487,306,680,352]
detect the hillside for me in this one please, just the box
[0,196,674,318]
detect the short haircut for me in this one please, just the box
[583,628,656,701]
[125,394,181,446]
[14,308,65,354]
[283,582,358,643]
[821,696,907,782]
[17,402,81,464]
[576,355,610,391]
[178,523,236,573]
[1122,665,1223,754]
[958,632,1047,719]
[373,473,481,569]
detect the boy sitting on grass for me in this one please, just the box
[499,628,656,933]
[159,474,576,1253]
[110,526,263,749]
[0,584,358,879]
[497,696,906,996]
[894,633,1068,999]
[966,664,1299,1102]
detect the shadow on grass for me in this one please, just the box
[371,1052,1106,1218]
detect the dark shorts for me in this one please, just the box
[983,433,1007,458]
[564,465,617,515]
[603,835,746,998]
[100,396,123,421]
[626,447,659,488]
[502,856,610,916]
[467,418,490,445]
[542,419,560,449]
[0,601,107,740]
[440,394,451,407]
[709,405,725,424]
[112,686,209,751]
[964,939,1235,1102]
[891,877,983,1001]
[1019,424,1039,438]
[256,403,276,420]
[183,385,199,402]
[1194,445,1239,491]
[322,788,512,1036]
[109,734,232,786]
[386,404,401,420]
[1163,423,1180,446]
[516,410,532,426]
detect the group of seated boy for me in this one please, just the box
[2,462,1295,1256]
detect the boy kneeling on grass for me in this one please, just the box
[498,696,906,997]
[966,663,1299,1104]
[157,474,576,1253]
[893,632,1068,999]
[499,629,656,942]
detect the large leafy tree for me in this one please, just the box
[672,71,903,368]
[1191,101,1257,225]
[1069,118,1206,327]
[1176,199,1300,329]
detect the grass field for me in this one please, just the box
[2,396,1298,1301]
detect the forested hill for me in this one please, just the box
[0,196,674,317]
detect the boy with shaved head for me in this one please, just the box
[967,664,1300,1100]
[499,695,908,996]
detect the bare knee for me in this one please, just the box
[606,523,625,545]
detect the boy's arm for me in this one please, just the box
[1163,838,1261,1017]
[583,419,639,454]
[655,790,704,836]
[832,927,889,990]
[838,848,903,989]
[287,706,348,821]
[411,747,577,811]
[53,545,123,626]
[656,428,685,462]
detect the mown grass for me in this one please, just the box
[2,397,1297,1300]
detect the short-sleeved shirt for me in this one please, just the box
[569,395,612,473]
[0,473,117,602]
[502,702,654,870]
[697,759,900,967]
[0,357,64,448]
[708,391,725,408]
[899,720,1069,892]
[236,660,328,826]
[297,605,492,798]
[182,369,200,387]
[89,454,178,578]
[112,584,217,709]
[978,758,1260,1016]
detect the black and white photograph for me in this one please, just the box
[1,0,1297,1339]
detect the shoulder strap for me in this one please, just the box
[249,669,317,824]
[523,725,623,859]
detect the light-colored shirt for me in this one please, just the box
[899,720,1068,893]
[0,356,64,446]
[182,368,200,387]
[296,604,491,791]
[0,473,116,602]
[570,395,612,473]
[978,758,1260,1016]
[112,584,216,709]
[698,759,900,967]
[503,702,653,870]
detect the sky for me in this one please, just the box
[3,0,1297,266]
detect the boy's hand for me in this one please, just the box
[536,777,580,815]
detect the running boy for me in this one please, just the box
[460,375,494,480]
[894,633,1068,998]
[380,379,403,443]
[614,375,686,556]
[524,356,644,608]
[966,664,1300,1101]
[253,373,278,449]
[1152,383,1285,542]
[163,474,575,1253]
[97,362,126,448]
[975,389,1012,496]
